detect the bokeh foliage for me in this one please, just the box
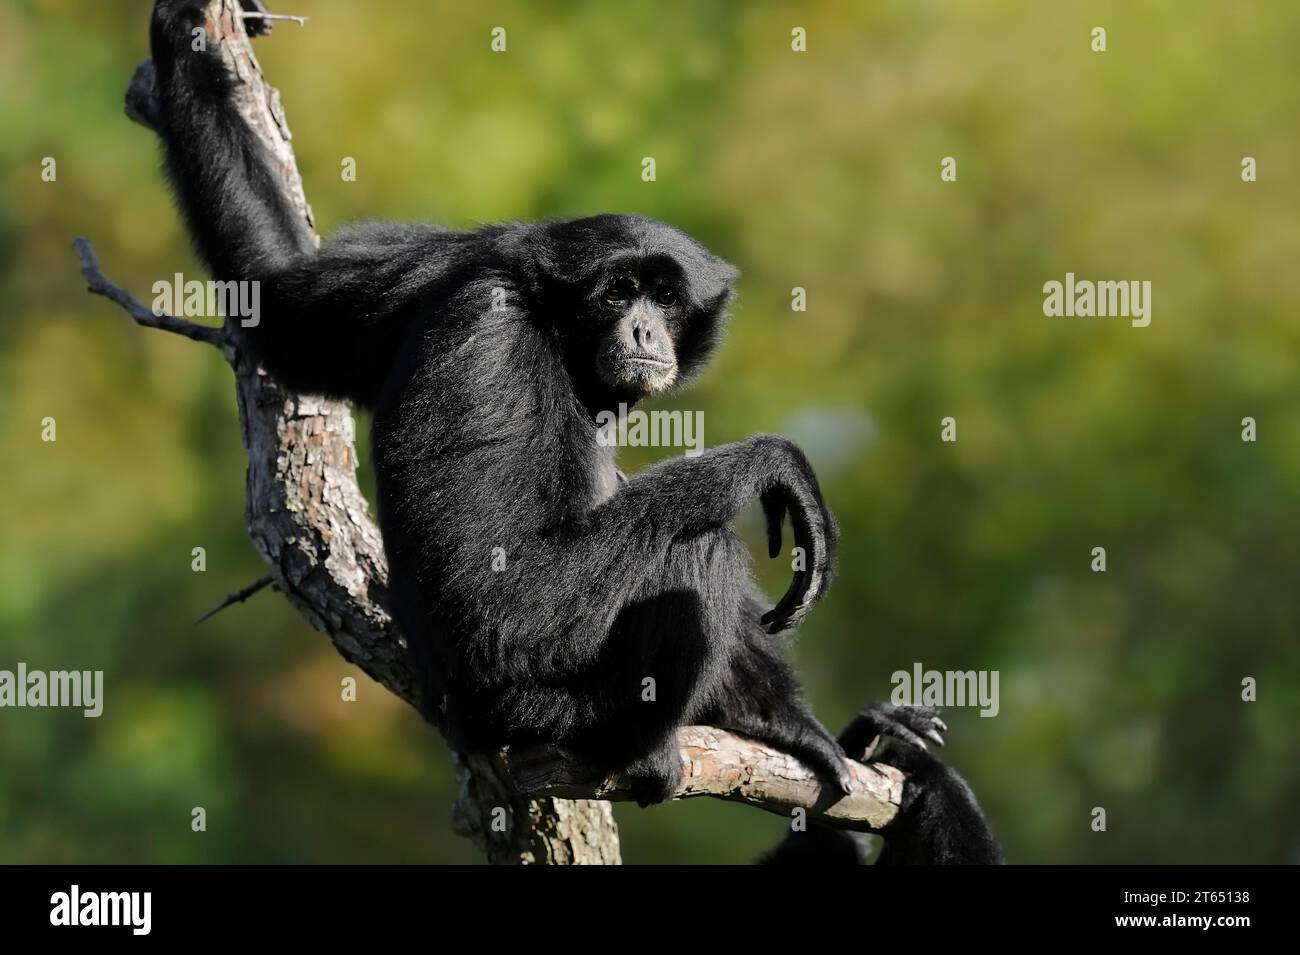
[1,0,1297,863]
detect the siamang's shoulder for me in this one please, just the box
[320,219,485,257]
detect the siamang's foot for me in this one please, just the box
[622,745,684,808]
[838,702,947,763]
[725,709,855,797]
[796,732,854,797]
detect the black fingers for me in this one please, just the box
[150,1,207,60]
[240,0,274,37]
[754,436,837,635]
[839,702,948,762]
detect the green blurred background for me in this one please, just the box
[2,0,1298,864]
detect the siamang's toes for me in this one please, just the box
[801,740,853,797]
[839,702,949,760]
[807,762,852,799]
[867,702,947,750]
[833,763,855,796]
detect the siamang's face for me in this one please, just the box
[593,260,687,397]
[534,214,739,408]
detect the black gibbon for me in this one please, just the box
[147,0,999,861]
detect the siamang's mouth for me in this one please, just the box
[597,353,678,394]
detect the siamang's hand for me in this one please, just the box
[753,436,839,634]
[152,1,273,39]
[151,0,203,29]
[240,0,274,36]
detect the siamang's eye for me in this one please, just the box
[604,288,626,304]
[655,290,677,307]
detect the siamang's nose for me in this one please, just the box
[631,318,655,349]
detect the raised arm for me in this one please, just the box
[150,0,314,278]
[148,0,481,405]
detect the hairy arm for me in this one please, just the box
[149,0,477,405]
[150,1,313,277]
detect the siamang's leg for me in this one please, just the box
[486,443,839,800]
[757,826,875,865]
[585,599,705,808]
[429,435,840,701]
[562,531,743,807]
[697,597,853,796]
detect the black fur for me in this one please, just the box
[148,0,1000,862]
[762,704,1003,865]
[149,0,848,806]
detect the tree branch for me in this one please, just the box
[81,0,904,862]
[508,726,902,830]
[74,236,227,347]
[240,12,308,27]
[195,574,275,624]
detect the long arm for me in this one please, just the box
[150,0,313,279]
[149,0,475,405]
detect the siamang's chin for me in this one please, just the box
[596,355,679,396]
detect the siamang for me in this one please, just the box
[147,0,999,861]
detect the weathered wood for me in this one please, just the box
[509,726,903,831]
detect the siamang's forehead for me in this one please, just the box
[556,214,704,255]
[603,252,684,284]
[545,213,738,303]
